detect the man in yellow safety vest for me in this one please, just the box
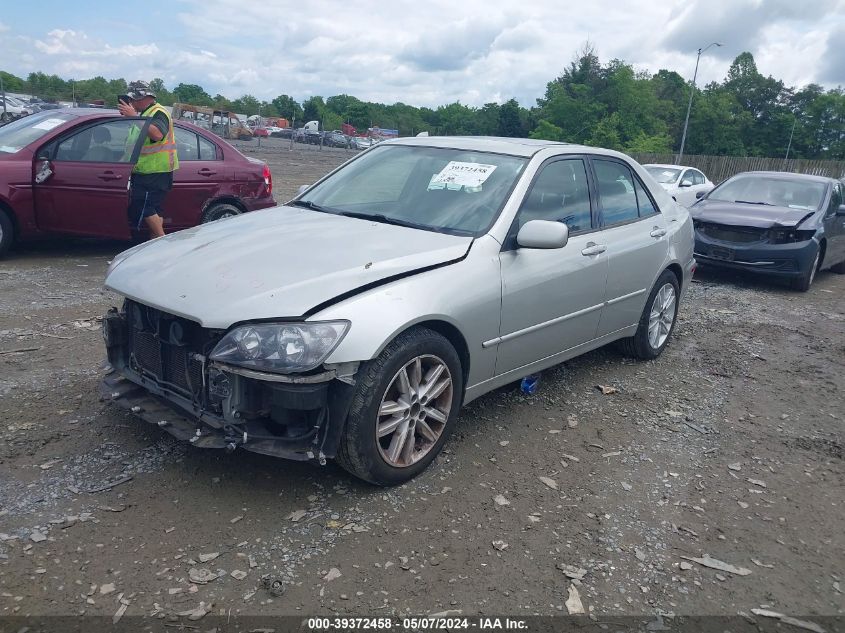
[118,80,179,238]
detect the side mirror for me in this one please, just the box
[297,184,310,196]
[695,191,706,199]
[516,220,569,249]
[679,179,693,188]
[837,204,845,216]
[34,160,53,184]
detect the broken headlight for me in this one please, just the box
[767,229,814,244]
[209,321,349,373]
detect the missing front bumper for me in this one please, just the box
[100,367,356,461]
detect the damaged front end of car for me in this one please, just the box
[100,300,358,464]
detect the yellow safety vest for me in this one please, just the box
[128,103,179,174]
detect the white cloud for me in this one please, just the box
[3,0,844,106]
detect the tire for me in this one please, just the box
[829,259,845,274]
[201,202,241,224]
[791,246,820,292]
[619,270,680,360]
[336,327,463,486]
[0,210,14,258]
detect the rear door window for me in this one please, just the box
[594,159,639,225]
[198,135,218,160]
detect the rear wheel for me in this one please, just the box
[829,258,845,274]
[201,202,241,224]
[337,327,463,486]
[792,247,820,292]
[619,270,680,360]
[0,210,14,258]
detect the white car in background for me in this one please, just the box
[644,164,714,207]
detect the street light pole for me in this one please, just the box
[678,42,722,164]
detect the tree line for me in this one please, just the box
[2,45,842,159]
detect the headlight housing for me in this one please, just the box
[209,321,350,373]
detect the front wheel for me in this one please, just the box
[337,328,463,486]
[792,247,820,292]
[0,210,14,258]
[619,270,680,360]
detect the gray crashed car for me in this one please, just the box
[101,136,695,485]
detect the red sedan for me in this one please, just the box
[0,109,276,256]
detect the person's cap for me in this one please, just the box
[125,80,155,100]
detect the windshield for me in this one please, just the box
[0,111,77,154]
[645,166,681,184]
[708,174,826,210]
[298,145,528,236]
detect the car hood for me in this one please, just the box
[105,206,473,329]
[690,200,815,228]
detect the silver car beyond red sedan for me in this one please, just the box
[102,136,695,485]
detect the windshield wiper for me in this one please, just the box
[735,200,775,206]
[335,210,439,232]
[289,199,335,214]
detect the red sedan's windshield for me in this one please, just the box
[0,112,77,154]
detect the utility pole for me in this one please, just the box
[678,42,722,163]
[783,117,797,170]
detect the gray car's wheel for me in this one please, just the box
[792,246,820,292]
[337,327,463,486]
[201,202,241,224]
[0,210,14,258]
[619,270,680,360]
[830,259,845,274]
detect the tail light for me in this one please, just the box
[262,164,272,196]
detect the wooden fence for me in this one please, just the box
[629,153,845,184]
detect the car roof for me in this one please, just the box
[384,135,581,158]
[732,170,835,185]
[644,163,696,170]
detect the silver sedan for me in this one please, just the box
[102,136,695,485]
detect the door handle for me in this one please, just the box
[581,242,607,256]
[98,171,122,181]
[198,168,217,177]
[650,227,667,238]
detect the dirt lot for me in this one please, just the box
[0,146,843,626]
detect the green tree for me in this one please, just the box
[271,94,303,124]
[529,119,563,141]
[497,99,524,137]
[302,96,325,123]
[0,71,27,93]
[172,83,213,106]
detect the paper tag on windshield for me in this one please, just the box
[430,161,497,190]
[32,118,66,131]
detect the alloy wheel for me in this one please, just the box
[376,355,453,468]
[647,283,676,349]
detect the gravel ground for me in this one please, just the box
[0,148,843,626]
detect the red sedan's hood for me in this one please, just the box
[691,200,815,228]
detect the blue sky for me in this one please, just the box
[2,0,843,107]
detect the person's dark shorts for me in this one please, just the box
[128,172,174,228]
